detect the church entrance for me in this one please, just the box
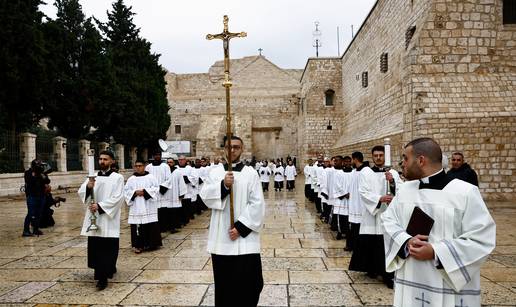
[251,127,281,160]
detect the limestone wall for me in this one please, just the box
[298,58,344,165]
[330,0,516,200]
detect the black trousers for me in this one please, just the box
[347,222,360,251]
[274,181,283,190]
[212,253,264,307]
[88,237,119,281]
[304,184,311,199]
[181,199,191,225]
[130,222,162,251]
[315,197,322,213]
[286,180,295,190]
[261,182,269,191]
[322,203,331,220]
[158,207,171,232]
[337,215,349,237]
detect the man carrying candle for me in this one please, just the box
[78,150,125,290]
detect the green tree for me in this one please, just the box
[96,0,170,146]
[43,0,112,138]
[0,0,48,134]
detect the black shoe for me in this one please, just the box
[170,229,179,234]
[22,231,34,237]
[33,229,43,236]
[336,233,343,240]
[383,278,394,289]
[366,272,377,278]
[344,247,352,252]
[96,279,108,290]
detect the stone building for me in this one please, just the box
[165,56,302,161]
[166,0,515,200]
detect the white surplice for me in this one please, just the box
[78,171,125,238]
[332,169,352,216]
[259,166,271,183]
[382,179,496,307]
[358,166,401,235]
[124,173,159,224]
[145,162,171,208]
[199,164,265,255]
[284,165,297,181]
[160,169,187,208]
[348,166,367,224]
[274,166,285,182]
[303,164,313,185]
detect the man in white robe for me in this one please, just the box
[284,160,297,191]
[347,151,368,252]
[259,162,272,191]
[124,159,162,253]
[349,145,402,288]
[274,163,285,192]
[316,158,330,220]
[321,157,335,224]
[382,137,495,307]
[303,159,314,201]
[145,151,172,232]
[78,150,124,290]
[159,158,187,233]
[332,156,351,240]
[176,155,196,226]
[200,136,265,307]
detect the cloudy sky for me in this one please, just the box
[40,0,376,73]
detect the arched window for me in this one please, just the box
[325,89,335,106]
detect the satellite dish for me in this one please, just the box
[158,139,169,152]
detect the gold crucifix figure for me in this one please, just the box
[206,15,246,227]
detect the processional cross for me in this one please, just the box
[206,15,247,227]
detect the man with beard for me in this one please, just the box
[446,152,479,186]
[78,151,125,290]
[382,137,495,306]
[200,136,265,307]
[349,145,401,288]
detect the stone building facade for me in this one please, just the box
[165,56,302,161]
[166,0,515,200]
[325,0,516,201]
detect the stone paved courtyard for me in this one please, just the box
[0,177,515,306]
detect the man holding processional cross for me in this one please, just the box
[200,16,266,307]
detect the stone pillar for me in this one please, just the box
[79,139,91,172]
[114,144,124,169]
[19,132,36,170]
[98,142,109,153]
[53,136,67,172]
[129,147,138,167]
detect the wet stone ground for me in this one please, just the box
[0,177,514,306]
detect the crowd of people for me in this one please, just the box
[20,137,496,306]
[303,138,495,306]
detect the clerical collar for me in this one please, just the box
[419,169,450,190]
[151,160,162,166]
[134,171,149,177]
[371,165,386,172]
[224,161,244,172]
[178,165,187,168]
[98,169,113,177]
[343,166,353,173]
[356,161,369,171]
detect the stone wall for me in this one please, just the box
[330,0,516,200]
[298,58,344,165]
[166,56,302,160]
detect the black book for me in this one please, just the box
[406,206,434,237]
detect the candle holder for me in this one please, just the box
[86,149,99,232]
[384,138,392,197]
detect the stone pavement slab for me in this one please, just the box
[0,177,514,306]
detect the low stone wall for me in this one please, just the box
[0,170,133,198]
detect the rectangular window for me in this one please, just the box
[503,0,516,24]
[175,125,181,134]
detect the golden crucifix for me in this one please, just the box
[206,15,246,227]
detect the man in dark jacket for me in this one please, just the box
[447,152,479,186]
[23,160,50,236]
